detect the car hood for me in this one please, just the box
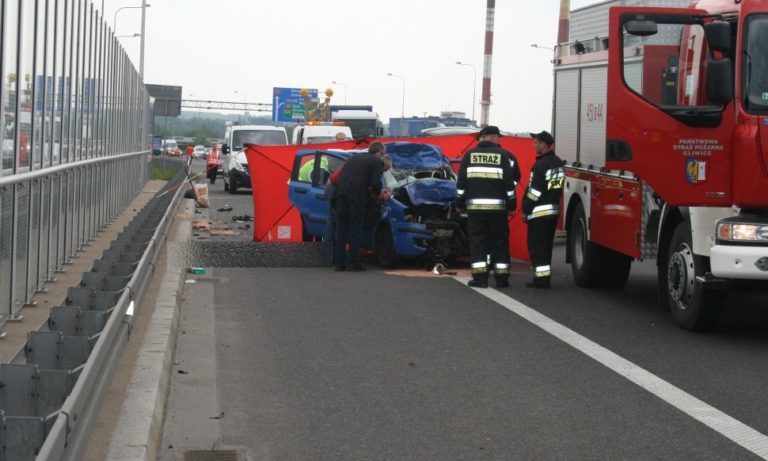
[384,142,450,170]
[403,179,456,206]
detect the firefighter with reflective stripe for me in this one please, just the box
[456,125,521,288]
[522,130,565,288]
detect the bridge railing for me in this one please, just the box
[0,0,151,331]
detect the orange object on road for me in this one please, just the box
[185,145,194,157]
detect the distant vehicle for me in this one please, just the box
[193,145,207,158]
[152,137,163,155]
[222,125,288,193]
[331,110,384,139]
[420,126,481,137]
[288,142,468,268]
[162,139,178,155]
[292,124,353,144]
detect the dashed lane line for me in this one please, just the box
[454,276,768,460]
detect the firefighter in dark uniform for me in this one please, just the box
[456,126,521,288]
[523,131,565,288]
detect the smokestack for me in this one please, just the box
[480,0,495,128]
[558,0,570,44]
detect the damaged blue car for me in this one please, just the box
[288,142,469,268]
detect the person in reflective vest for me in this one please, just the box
[456,126,521,288]
[523,131,565,288]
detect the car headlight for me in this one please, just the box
[717,223,768,242]
[233,161,246,172]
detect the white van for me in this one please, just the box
[222,125,288,194]
[291,124,353,145]
[162,139,178,156]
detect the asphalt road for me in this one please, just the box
[159,158,768,460]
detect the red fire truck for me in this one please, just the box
[555,0,768,330]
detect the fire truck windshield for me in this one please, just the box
[744,14,768,114]
[336,119,377,139]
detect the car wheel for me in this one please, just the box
[376,225,399,269]
[664,222,723,331]
[569,202,608,287]
[229,180,238,194]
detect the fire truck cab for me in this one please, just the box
[555,0,768,330]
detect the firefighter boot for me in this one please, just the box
[525,277,551,289]
[468,276,488,288]
[495,277,510,288]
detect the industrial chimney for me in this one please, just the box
[479,0,495,128]
[558,0,570,44]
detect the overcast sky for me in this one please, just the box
[107,0,600,132]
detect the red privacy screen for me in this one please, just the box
[245,134,537,262]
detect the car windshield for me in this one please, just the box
[744,14,768,113]
[233,130,286,148]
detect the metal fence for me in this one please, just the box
[0,0,150,331]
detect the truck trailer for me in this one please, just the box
[554,0,768,330]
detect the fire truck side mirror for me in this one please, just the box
[706,58,734,106]
[624,19,658,37]
[704,21,731,55]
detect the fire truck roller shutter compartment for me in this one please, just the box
[554,69,579,164]
[578,66,609,168]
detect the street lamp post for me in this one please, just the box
[114,5,148,33]
[234,90,248,105]
[234,90,248,122]
[140,0,148,78]
[332,81,347,104]
[113,3,151,77]
[455,61,477,123]
[386,73,405,120]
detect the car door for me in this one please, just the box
[288,151,347,237]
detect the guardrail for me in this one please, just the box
[34,160,185,460]
[0,151,151,333]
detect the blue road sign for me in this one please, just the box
[272,87,318,122]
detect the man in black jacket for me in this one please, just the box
[333,142,386,271]
[456,126,521,288]
[522,131,565,288]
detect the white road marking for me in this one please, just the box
[454,276,768,459]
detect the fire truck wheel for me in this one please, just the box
[376,225,399,269]
[665,222,722,331]
[603,251,632,289]
[569,202,608,287]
